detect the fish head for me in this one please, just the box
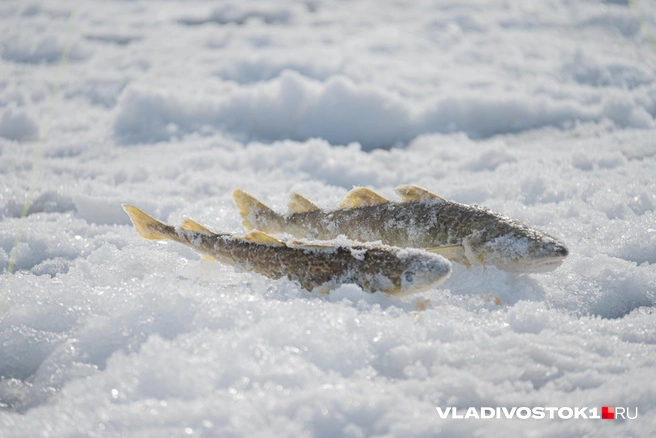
[372,249,452,296]
[464,225,569,273]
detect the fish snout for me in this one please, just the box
[426,254,453,280]
[554,243,569,258]
[542,239,569,259]
[401,252,452,294]
[514,238,569,273]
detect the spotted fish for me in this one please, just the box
[232,185,569,273]
[123,205,452,295]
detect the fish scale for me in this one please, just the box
[123,205,452,295]
[233,185,569,273]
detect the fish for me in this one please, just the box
[232,185,569,273]
[122,205,452,295]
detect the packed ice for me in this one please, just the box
[1,0,655,436]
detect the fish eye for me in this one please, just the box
[404,272,415,283]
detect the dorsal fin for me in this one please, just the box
[180,219,214,234]
[395,185,445,202]
[288,192,319,214]
[338,187,388,209]
[242,230,284,246]
[232,189,276,231]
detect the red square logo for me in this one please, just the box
[602,406,614,420]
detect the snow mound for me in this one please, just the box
[214,52,342,85]
[1,191,76,219]
[177,2,304,26]
[3,0,656,436]
[1,35,89,64]
[72,194,136,226]
[114,71,655,149]
[0,105,38,142]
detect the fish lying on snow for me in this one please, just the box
[233,185,569,273]
[122,205,452,295]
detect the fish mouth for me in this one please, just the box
[501,255,568,273]
[422,258,453,290]
[413,270,451,293]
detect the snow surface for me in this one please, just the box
[1,0,656,436]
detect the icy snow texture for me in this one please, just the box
[1,0,656,436]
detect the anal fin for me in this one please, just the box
[339,187,388,209]
[242,230,284,246]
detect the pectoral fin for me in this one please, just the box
[242,230,284,246]
[426,244,470,267]
[313,284,333,294]
[395,185,445,202]
[339,187,388,209]
[480,294,504,306]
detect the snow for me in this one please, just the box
[114,69,656,149]
[0,105,38,142]
[1,0,656,436]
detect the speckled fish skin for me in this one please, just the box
[122,205,452,295]
[233,187,569,273]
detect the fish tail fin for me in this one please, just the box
[122,204,174,240]
[232,189,279,231]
